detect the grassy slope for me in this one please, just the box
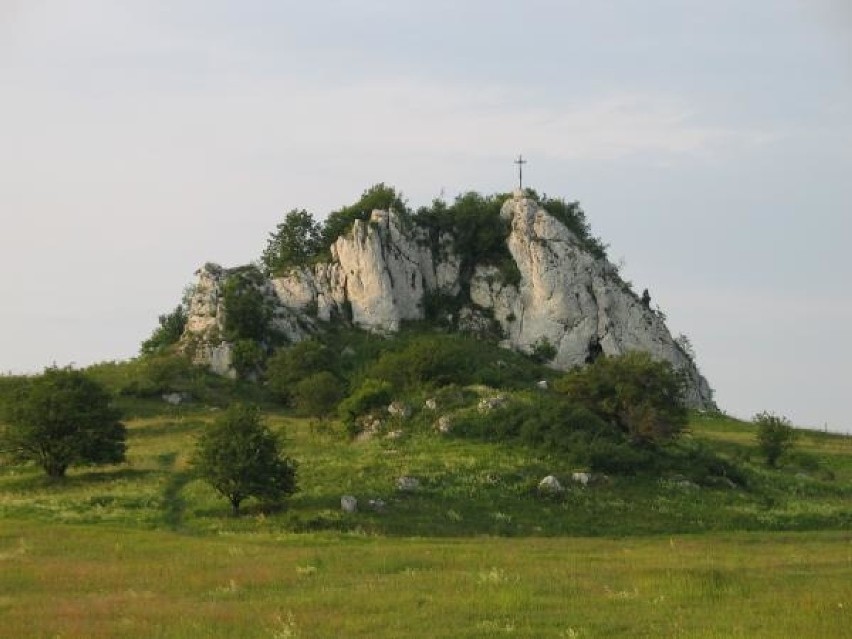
[1,408,851,637]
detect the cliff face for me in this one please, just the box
[183,191,714,408]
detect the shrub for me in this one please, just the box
[320,184,408,252]
[266,340,336,404]
[231,339,266,378]
[337,379,393,422]
[293,372,345,418]
[555,351,688,445]
[140,305,187,355]
[221,266,272,343]
[192,403,297,515]
[755,411,797,467]
[1,367,126,478]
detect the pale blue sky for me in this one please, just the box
[2,1,850,431]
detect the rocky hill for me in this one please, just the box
[182,190,714,408]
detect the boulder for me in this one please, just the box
[478,396,506,413]
[396,476,420,492]
[571,472,591,487]
[435,415,452,434]
[424,398,438,411]
[387,402,412,418]
[340,495,358,513]
[538,475,564,494]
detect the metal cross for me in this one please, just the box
[514,155,527,190]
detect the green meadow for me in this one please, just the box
[1,406,851,637]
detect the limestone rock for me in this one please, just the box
[571,472,591,487]
[341,495,358,513]
[396,476,420,492]
[181,193,715,408]
[424,398,438,411]
[538,475,564,494]
[387,402,412,419]
[435,415,452,434]
[478,396,507,413]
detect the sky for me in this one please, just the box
[2,1,851,432]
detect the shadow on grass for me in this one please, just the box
[127,420,207,440]
[161,470,195,530]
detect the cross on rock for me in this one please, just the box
[514,155,527,190]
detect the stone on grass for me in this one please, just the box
[536,380,549,390]
[435,415,452,434]
[387,402,412,418]
[478,396,506,413]
[538,475,564,494]
[571,472,591,486]
[341,495,358,513]
[396,476,420,492]
[424,398,438,411]
[368,498,387,513]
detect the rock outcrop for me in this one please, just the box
[182,191,714,408]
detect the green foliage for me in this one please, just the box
[192,403,297,515]
[266,340,336,404]
[414,192,519,293]
[755,411,798,467]
[539,196,608,259]
[260,209,322,276]
[140,305,187,356]
[320,183,408,252]
[337,378,393,422]
[555,351,688,445]
[221,266,273,344]
[453,394,614,457]
[293,372,345,418]
[1,367,125,478]
[231,339,266,378]
[530,337,557,363]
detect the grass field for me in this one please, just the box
[1,407,851,637]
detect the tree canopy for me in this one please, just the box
[1,367,126,478]
[555,351,688,445]
[192,403,297,515]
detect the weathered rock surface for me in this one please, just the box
[181,192,714,407]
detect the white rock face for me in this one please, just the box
[182,194,714,408]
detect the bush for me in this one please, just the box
[337,379,393,422]
[192,403,297,515]
[221,266,272,343]
[320,184,408,252]
[555,352,688,445]
[1,367,126,478]
[755,411,797,467]
[293,372,345,418]
[140,305,187,355]
[266,340,336,404]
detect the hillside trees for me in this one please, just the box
[193,403,297,515]
[1,367,126,478]
[140,305,187,356]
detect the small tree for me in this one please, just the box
[1,367,126,478]
[754,411,797,467]
[261,209,322,276]
[192,403,297,515]
[140,305,187,355]
[293,371,344,418]
[555,351,687,445]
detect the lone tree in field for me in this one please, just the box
[193,403,297,515]
[555,351,688,445]
[754,411,797,467]
[1,367,126,478]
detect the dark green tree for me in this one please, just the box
[261,209,322,276]
[293,371,344,418]
[1,367,126,478]
[221,267,272,343]
[754,411,797,467]
[192,403,297,515]
[555,351,687,445]
[266,340,335,404]
[140,305,187,355]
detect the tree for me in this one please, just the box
[266,340,335,404]
[1,367,126,478]
[555,351,687,445]
[192,403,297,515]
[140,305,188,355]
[261,209,322,276]
[293,372,344,418]
[221,267,272,343]
[754,411,797,467]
